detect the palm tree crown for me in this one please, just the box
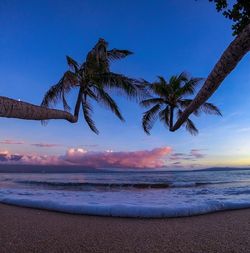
[41,38,144,134]
[141,72,222,135]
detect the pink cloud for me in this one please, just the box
[0,150,23,162]
[62,147,172,168]
[169,149,206,161]
[0,150,59,165]
[190,149,206,159]
[0,147,172,169]
[31,143,61,148]
[0,139,25,145]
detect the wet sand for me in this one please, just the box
[1,203,250,253]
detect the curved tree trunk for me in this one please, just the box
[0,96,77,123]
[171,23,250,132]
[73,88,83,121]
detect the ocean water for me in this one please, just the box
[1,169,250,218]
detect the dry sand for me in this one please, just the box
[1,203,250,253]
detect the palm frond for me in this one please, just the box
[177,72,189,83]
[66,56,79,73]
[178,99,200,116]
[157,76,167,85]
[41,81,64,108]
[82,99,99,134]
[159,106,170,128]
[185,118,198,135]
[140,98,165,108]
[177,109,198,135]
[107,49,133,61]
[169,72,190,94]
[85,87,98,101]
[94,87,124,121]
[179,77,204,96]
[94,72,146,100]
[62,93,71,112]
[200,102,222,116]
[169,76,180,91]
[151,81,170,98]
[178,99,221,116]
[142,104,161,135]
[41,71,78,111]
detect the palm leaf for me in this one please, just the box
[41,71,78,111]
[140,98,165,108]
[142,104,161,135]
[159,106,170,128]
[199,102,222,116]
[178,99,200,116]
[107,49,133,61]
[157,76,167,85]
[179,77,204,96]
[93,86,124,121]
[151,81,170,98]
[177,109,198,135]
[82,99,99,134]
[185,118,198,135]
[177,72,189,83]
[85,87,98,101]
[66,56,79,73]
[178,99,221,116]
[93,72,145,100]
[41,81,64,108]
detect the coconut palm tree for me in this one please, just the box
[0,96,76,122]
[141,72,222,135]
[41,38,143,134]
[171,23,250,132]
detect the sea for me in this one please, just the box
[1,169,250,218]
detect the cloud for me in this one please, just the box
[169,149,206,161]
[0,139,25,145]
[169,153,187,160]
[172,161,182,165]
[0,147,172,169]
[0,151,23,162]
[62,147,172,168]
[79,144,99,148]
[190,149,206,159]
[0,147,207,169]
[31,143,61,148]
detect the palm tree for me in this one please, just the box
[0,96,76,122]
[171,23,250,132]
[41,38,143,134]
[141,72,222,135]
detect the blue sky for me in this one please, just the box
[0,0,250,169]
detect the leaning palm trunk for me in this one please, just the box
[0,96,77,123]
[171,23,250,132]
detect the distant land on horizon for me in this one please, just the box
[0,164,250,173]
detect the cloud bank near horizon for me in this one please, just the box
[0,147,172,169]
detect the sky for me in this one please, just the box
[0,0,250,170]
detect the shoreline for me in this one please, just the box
[1,204,250,252]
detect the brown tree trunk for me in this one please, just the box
[0,96,77,123]
[73,88,83,121]
[171,23,250,132]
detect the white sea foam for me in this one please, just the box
[1,170,250,218]
[1,187,250,218]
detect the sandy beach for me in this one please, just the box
[0,204,250,253]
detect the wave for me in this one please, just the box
[16,180,171,189]
[15,180,243,189]
[1,188,250,218]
